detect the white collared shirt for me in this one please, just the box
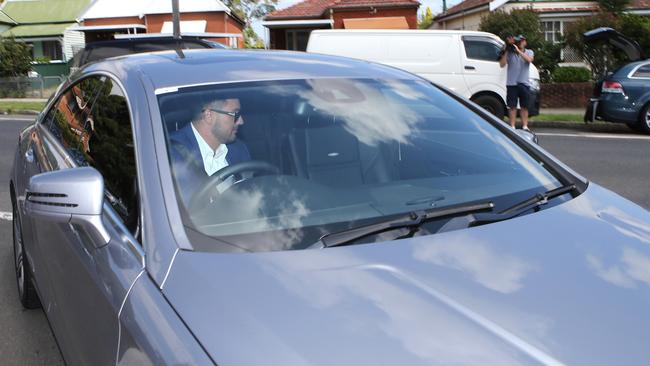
[191,124,229,176]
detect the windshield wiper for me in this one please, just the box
[463,184,578,228]
[312,201,495,249]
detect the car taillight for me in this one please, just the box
[601,80,625,94]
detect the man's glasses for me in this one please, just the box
[207,108,242,122]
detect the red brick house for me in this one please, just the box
[77,0,245,47]
[263,0,420,50]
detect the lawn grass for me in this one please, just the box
[0,100,46,112]
[530,113,583,123]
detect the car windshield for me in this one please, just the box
[158,78,564,252]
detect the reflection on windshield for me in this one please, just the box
[158,78,563,252]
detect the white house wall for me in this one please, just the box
[63,27,85,61]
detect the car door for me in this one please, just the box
[28,75,144,365]
[461,36,507,104]
[626,63,650,110]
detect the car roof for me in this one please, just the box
[83,49,421,91]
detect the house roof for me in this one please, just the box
[437,0,650,20]
[265,0,419,20]
[0,22,75,38]
[80,0,232,20]
[0,0,90,24]
[0,10,17,25]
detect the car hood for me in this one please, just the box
[584,27,644,61]
[163,184,650,366]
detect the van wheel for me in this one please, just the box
[472,95,504,120]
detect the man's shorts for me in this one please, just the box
[506,83,530,109]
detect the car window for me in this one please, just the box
[632,64,650,78]
[463,38,502,62]
[158,78,564,253]
[44,76,139,233]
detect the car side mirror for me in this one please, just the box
[25,167,110,247]
[515,129,539,144]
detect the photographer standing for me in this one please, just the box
[499,34,535,131]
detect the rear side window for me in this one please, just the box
[632,64,650,78]
[463,37,502,62]
[43,76,139,232]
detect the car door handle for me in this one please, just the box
[464,66,476,70]
[25,148,34,163]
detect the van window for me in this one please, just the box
[463,38,501,62]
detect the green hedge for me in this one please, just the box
[551,67,591,83]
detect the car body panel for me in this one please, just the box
[585,60,650,124]
[163,183,650,366]
[10,49,650,365]
[117,270,213,366]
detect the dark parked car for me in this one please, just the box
[70,35,227,71]
[584,27,650,133]
[10,49,650,365]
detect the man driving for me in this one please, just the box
[169,97,251,204]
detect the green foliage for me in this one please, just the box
[597,0,630,13]
[0,37,32,77]
[551,66,591,82]
[223,0,277,48]
[418,7,434,29]
[223,0,277,25]
[619,14,650,56]
[34,56,51,63]
[243,27,264,49]
[564,13,650,80]
[479,9,561,82]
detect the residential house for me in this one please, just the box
[77,0,245,48]
[432,0,650,63]
[263,0,420,51]
[0,0,89,70]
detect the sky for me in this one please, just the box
[251,0,465,45]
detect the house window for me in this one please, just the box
[541,21,562,43]
[42,40,63,61]
[285,30,310,51]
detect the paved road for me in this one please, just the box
[536,128,650,210]
[0,117,63,365]
[0,117,648,365]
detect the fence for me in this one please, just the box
[0,75,65,99]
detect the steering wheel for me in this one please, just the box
[188,160,280,210]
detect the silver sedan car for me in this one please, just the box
[10,49,650,365]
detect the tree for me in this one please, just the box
[479,9,561,82]
[564,0,650,81]
[418,7,434,29]
[223,0,278,48]
[0,37,32,77]
[243,26,265,48]
[597,0,630,14]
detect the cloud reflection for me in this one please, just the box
[414,235,536,294]
[587,247,650,289]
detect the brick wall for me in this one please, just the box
[540,82,594,108]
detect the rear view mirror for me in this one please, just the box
[25,167,110,246]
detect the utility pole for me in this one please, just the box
[443,0,447,12]
[172,0,181,40]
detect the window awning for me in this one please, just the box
[343,17,409,29]
[160,20,207,34]
[261,19,333,29]
[1,22,74,38]
[72,24,147,32]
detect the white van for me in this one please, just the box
[307,29,540,119]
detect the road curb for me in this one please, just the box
[529,121,635,133]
